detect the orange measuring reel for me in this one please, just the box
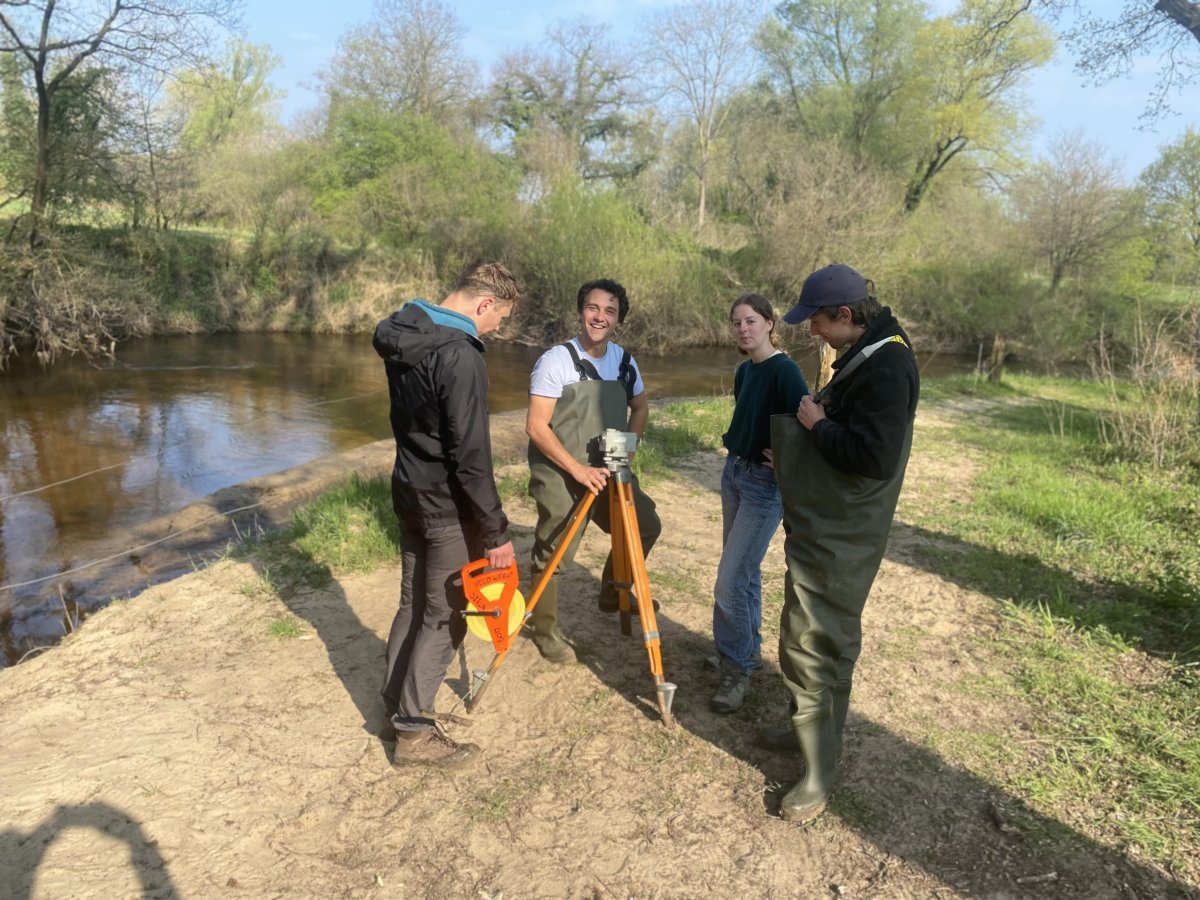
[459,559,525,654]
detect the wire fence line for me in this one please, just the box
[0,501,267,595]
[1,385,393,602]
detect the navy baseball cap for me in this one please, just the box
[783,264,870,324]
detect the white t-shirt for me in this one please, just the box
[529,338,645,400]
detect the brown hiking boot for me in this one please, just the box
[391,724,480,770]
[378,709,473,743]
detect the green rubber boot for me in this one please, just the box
[758,679,853,758]
[831,679,852,760]
[779,705,838,824]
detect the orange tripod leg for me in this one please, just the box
[608,478,635,637]
[464,488,598,713]
[612,477,675,726]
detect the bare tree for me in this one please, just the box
[0,0,238,247]
[1027,1,1200,119]
[491,20,648,185]
[320,0,477,118]
[644,0,762,230]
[1012,130,1137,293]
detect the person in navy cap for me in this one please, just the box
[764,263,920,823]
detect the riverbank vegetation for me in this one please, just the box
[1,1,1198,370]
[240,376,1198,876]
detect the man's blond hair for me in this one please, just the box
[454,259,521,306]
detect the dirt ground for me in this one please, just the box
[1,405,1195,899]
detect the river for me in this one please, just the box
[0,333,802,665]
[0,331,981,666]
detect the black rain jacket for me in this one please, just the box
[810,307,920,480]
[373,304,510,550]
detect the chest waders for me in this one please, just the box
[527,380,661,638]
[769,413,912,822]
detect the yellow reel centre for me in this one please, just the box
[466,582,526,641]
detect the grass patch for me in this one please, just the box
[635,397,732,483]
[267,616,304,639]
[999,603,1199,867]
[286,473,400,573]
[912,375,1200,876]
[915,375,1200,661]
[239,473,399,588]
[495,469,530,503]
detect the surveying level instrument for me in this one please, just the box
[459,428,676,726]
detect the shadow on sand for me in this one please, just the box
[1,801,179,899]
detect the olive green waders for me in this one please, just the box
[528,380,661,641]
[770,413,912,822]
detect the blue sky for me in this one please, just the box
[241,0,1195,183]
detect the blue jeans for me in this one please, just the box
[713,454,783,675]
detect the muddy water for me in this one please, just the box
[1,332,787,665]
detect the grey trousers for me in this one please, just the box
[381,522,479,730]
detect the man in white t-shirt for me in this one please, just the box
[524,279,662,663]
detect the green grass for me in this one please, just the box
[267,616,304,639]
[915,377,1200,660]
[914,375,1200,875]
[240,473,399,588]
[635,397,732,482]
[495,469,530,503]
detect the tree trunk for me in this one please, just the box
[987,333,1007,384]
[29,77,52,249]
[1153,0,1200,44]
[818,341,836,391]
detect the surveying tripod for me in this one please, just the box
[460,428,676,726]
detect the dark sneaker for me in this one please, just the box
[391,724,479,769]
[704,654,763,673]
[756,722,800,752]
[531,629,576,664]
[711,668,752,713]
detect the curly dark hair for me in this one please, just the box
[576,279,629,324]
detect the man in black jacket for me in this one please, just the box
[373,260,520,769]
[766,264,919,822]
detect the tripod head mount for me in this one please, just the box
[598,428,638,474]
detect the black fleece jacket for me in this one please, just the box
[372,304,510,550]
[810,307,920,480]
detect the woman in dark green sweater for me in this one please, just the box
[709,293,809,714]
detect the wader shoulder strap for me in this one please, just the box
[816,334,909,402]
[562,341,602,382]
[562,342,636,401]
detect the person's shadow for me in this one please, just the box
[0,802,179,899]
[237,498,396,738]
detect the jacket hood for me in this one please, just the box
[372,303,482,371]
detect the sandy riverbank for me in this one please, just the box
[0,404,1191,899]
